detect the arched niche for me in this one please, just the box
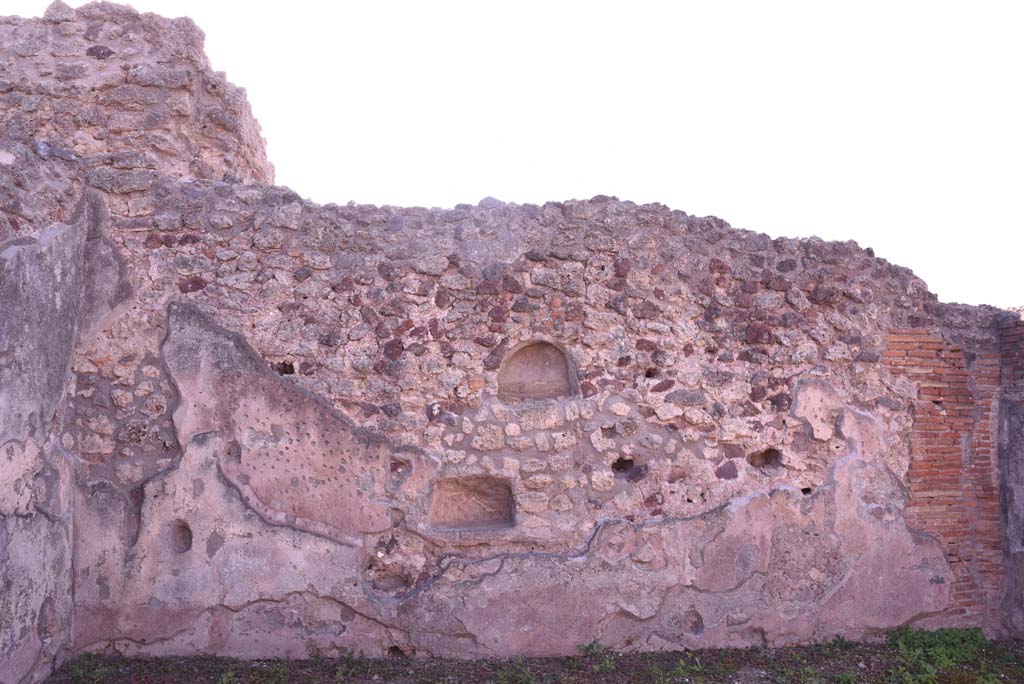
[497,341,576,402]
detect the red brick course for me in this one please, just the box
[884,329,1003,632]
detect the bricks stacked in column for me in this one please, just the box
[883,329,1003,631]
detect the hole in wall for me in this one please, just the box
[388,459,411,491]
[273,361,295,375]
[683,607,704,635]
[497,341,575,402]
[644,367,658,379]
[170,520,192,553]
[36,596,56,638]
[388,645,406,658]
[610,458,634,475]
[801,487,813,495]
[747,447,782,470]
[127,485,145,547]
[428,476,515,530]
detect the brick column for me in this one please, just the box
[884,329,1003,631]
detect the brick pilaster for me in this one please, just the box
[884,329,1003,631]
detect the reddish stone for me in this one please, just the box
[745,322,774,345]
[564,304,585,322]
[177,275,207,293]
[709,257,731,274]
[476,281,500,296]
[634,301,660,319]
[332,276,355,292]
[768,392,791,411]
[502,274,524,294]
[809,283,837,305]
[483,349,504,370]
[393,319,414,337]
[378,262,404,281]
[722,444,745,460]
[382,339,404,360]
[359,306,377,324]
[434,287,450,308]
[511,298,536,312]
[715,461,738,480]
[651,379,675,393]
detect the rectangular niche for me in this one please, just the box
[428,476,515,530]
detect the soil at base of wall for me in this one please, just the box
[43,640,1024,684]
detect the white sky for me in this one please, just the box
[9,1,1024,308]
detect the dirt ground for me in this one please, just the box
[45,635,1024,684]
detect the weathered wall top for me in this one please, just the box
[1,3,1020,682]
[1,0,272,230]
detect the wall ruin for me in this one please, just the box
[0,3,1021,682]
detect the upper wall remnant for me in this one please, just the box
[0,0,273,202]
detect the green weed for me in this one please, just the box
[70,655,109,684]
[495,659,535,684]
[888,627,989,684]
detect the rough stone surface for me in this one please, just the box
[1,2,1022,680]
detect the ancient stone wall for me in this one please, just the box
[1,2,1021,682]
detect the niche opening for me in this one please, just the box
[497,342,574,402]
[170,520,193,553]
[428,477,515,530]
